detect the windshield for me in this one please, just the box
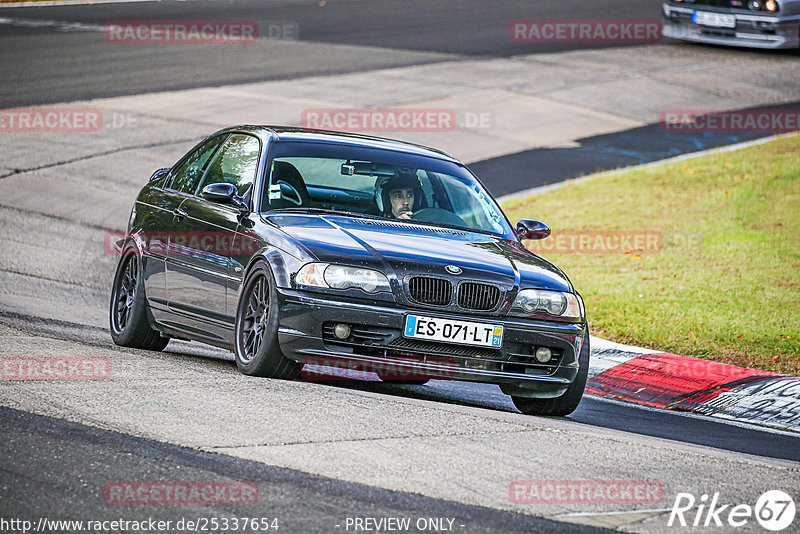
[261,141,513,238]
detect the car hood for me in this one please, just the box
[265,213,572,292]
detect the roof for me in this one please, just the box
[221,125,461,164]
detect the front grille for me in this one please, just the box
[388,338,561,376]
[673,0,734,7]
[701,28,736,37]
[672,0,771,10]
[389,337,500,359]
[458,282,500,311]
[408,277,452,306]
[321,323,563,376]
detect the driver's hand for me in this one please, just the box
[397,211,413,220]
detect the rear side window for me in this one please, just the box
[169,135,227,194]
[196,134,261,197]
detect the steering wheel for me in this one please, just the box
[410,208,467,227]
[278,181,303,206]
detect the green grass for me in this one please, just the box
[503,134,800,374]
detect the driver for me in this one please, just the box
[378,169,424,220]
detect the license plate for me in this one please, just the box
[404,315,503,348]
[692,11,736,29]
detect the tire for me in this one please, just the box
[109,247,169,351]
[511,331,590,416]
[234,262,300,379]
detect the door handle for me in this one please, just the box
[173,208,188,221]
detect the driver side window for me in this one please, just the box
[169,135,226,194]
[195,134,261,197]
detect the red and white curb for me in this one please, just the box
[296,335,799,432]
[588,336,800,433]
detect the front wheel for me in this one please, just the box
[234,262,300,379]
[511,331,589,416]
[109,247,169,351]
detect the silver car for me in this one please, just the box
[662,0,800,49]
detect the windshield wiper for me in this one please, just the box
[266,207,367,218]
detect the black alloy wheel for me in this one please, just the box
[109,247,169,351]
[234,262,300,379]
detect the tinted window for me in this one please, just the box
[196,134,261,197]
[261,142,513,238]
[170,135,226,194]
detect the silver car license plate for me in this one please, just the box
[693,11,736,29]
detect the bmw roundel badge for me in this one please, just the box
[445,265,462,275]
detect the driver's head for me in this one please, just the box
[388,187,414,219]
[379,170,422,219]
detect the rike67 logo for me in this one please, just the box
[669,490,795,531]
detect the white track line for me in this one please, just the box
[0,0,157,8]
[0,16,103,31]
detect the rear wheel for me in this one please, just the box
[109,247,169,351]
[511,331,589,416]
[234,262,300,379]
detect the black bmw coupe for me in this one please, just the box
[110,126,589,415]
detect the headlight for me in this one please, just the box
[295,263,391,293]
[294,263,327,287]
[510,289,583,319]
[325,264,390,293]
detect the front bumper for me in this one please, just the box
[276,288,587,397]
[662,4,800,49]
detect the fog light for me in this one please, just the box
[333,323,351,340]
[534,347,552,363]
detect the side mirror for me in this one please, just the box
[516,219,551,240]
[149,167,170,182]
[201,183,249,213]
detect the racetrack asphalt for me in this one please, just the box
[0,0,670,106]
[1,406,612,534]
